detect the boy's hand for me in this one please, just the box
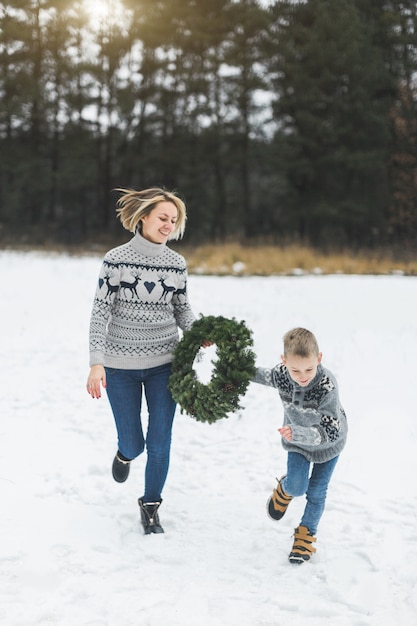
[278,426,292,441]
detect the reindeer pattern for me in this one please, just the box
[101,273,119,299]
[90,239,196,364]
[120,271,142,299]
[98,263,187,304]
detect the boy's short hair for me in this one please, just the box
[283,328,319,358]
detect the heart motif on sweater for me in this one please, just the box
[144,281,155,293]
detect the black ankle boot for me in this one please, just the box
[112,451,131,483]
[138,498,164,534]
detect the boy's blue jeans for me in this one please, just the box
[282,452,339,535]
[105,363,176,502]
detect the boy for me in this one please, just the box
[252,328,347,564]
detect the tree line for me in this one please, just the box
[0,0,416,251]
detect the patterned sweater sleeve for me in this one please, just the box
[251,366,276,387]
[172,269,196,332]
[89,258,120,366]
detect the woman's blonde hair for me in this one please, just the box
[114,187,187,240]
[283,328,320,358]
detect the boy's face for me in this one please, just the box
[281,352,322,387]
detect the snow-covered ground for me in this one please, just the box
[1,250,416,626]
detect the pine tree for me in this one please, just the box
[268,0,398,247]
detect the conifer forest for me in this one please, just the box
[1,0,416,251]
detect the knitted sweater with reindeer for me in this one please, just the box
[89,232,196,370]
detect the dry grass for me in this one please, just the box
[2,240,416,275]
[175,243,416,276]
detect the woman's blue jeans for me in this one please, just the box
[282,452,339,535]
[105,363,176,502]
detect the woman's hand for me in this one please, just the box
[86,365,106,399]
[278,426,292,441]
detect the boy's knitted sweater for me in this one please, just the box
[252,363,347,463]
[89,233,196,370]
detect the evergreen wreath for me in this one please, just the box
[169,315,256,424]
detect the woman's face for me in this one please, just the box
[141,201,178,244]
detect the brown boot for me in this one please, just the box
[267,476,293,520]
[289,525,317,564]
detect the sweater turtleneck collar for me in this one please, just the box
[130,231,166,257]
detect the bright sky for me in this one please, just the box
[82,0,127,25]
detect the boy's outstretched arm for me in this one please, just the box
[251,366,279,388]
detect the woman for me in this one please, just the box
[86,187,206,534]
